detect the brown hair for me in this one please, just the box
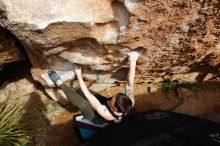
[115,93,132,114]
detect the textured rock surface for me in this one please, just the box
[0,79,35,103]
[0,0,219,102]
[0,27,24,71]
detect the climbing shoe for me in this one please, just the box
[48,69,61,84]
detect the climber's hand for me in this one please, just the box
[73,64,81,75]
[128,50,140,63]
[128,47,145,63]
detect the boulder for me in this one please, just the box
[0,0,219,102]
[177,87,194,98]
[0,79,35,103]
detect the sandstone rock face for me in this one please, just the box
[0,27,24,71]
[0,79,36,103]
[0,0,219,101]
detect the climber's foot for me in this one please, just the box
[48,69,61,85]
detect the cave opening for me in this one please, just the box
[0,27,33,87]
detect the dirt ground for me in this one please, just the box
[20,90,82,146]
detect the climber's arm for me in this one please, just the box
[125,51,140,105]
[74,66,114,121]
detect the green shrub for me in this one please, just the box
[0,100,31,146]
[52,102,63,111]
[158,81,193,90]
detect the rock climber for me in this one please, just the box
[48,47,145,124]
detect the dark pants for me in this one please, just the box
[60,84,100,122]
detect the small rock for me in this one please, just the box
[177,87,193,98]
[203,73,214,81]
[154,77,163,83]
[0,79,35,103]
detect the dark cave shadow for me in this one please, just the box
[22,92,51,146]
[0,60,33,86]
[45,117,81,146]
[22,92,81,146]
[0,26,39,88]
[134,80,220,115]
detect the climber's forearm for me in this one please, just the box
[76,74,91,97]
[75,73,114,120]
[75,73,102,111]
[126,61,136,90]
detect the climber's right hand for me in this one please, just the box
[73,64,82,76]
